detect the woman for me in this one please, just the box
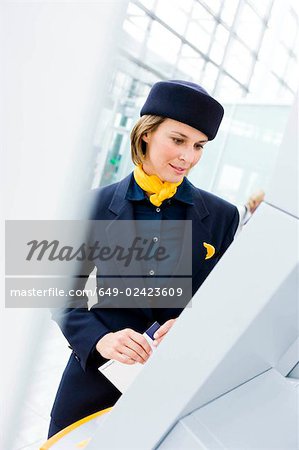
[48,80,239,437]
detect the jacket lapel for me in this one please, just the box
[186,187,213,281]
[161,185,212,295]
[106,174,143,277]
[105,175,152,312]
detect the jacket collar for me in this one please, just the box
[125,174,194,205]
[108,173,134,218]
[108,172,210,221]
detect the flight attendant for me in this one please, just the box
[48,80,239,437]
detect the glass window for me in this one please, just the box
[236,3,264,50]
[285,59,299,90]
[176,0,194,15]
[220,0,240,27]
[186,3,215,53]
[114,113,133,130]
[186,24,211,54]
[200,0,223,15]
[217,73,245,100]
[155,0,193,35]
[111,71,129,98]
[248,60,267,97]
[201,62,219,92]
[217,165,243,197]
[258,27,274,61]
[209,24,230,65]
[246,0,273,19]
[261,72,282,99]
[280,13,297,47]
[147,21,182,63]
[177,44,205,77]
[123,3,150,43]
[191,2,216,34]
[271,43,290,78]
[212,103,289,202]
[245,171,259,198]
[100,131,125,185]
[136,0,156,10]
[277,85,295,103]
[224,38,254,85]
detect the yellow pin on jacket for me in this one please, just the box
[203,242,216,260]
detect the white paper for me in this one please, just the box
[98,333,156,393]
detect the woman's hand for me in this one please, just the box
[96,329,152,365]
[152,318,177,347]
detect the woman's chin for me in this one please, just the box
[162,173,185,183]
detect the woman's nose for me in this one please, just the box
[179,146,195,162]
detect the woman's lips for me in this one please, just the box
[169,163,187,174]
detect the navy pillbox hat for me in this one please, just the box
[140,80,224,140]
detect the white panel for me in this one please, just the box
[288,363,299,379]
[0,2,129,449]
[266,93,299,218]
[276,338,299,376]
[87,203,298,450]
[171,370,298,450]
[181,262,298,416]
[159,419,225,450]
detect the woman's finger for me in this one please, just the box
[129,330,153,356]
[114,352,136,365]
[119,344,147,364]
[152,318,177,346]
[153,319,176,340]
[126,338,150,362]
[114,337,148,363]
[152,337,163,347]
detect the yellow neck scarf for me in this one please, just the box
[133,164,184,206]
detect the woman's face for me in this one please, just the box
[142,118,208,182]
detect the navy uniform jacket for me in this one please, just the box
[49,173,239,432]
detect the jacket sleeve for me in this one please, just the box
[51,258,111,372]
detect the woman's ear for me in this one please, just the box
[142,132,149,143]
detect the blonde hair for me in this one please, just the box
[130,115,166,165]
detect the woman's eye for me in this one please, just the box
[172,138,184,144]
[195,144,204,150]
